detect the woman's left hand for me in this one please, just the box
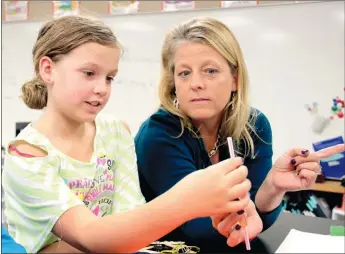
[212,200,263,247]
[268,144,345,191]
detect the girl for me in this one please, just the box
[2,15,251,253]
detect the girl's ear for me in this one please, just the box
[39,56,54,85]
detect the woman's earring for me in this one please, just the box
[230,92,236,111]
[173,97,179,109]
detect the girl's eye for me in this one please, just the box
[84,71,95,77]
[106,77,114,82]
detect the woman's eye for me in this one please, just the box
[205,68,218,75]
[178,70,190,77]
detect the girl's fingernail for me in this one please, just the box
[301,149,309,155]
[235,224,241,230]
[290,159,296,165]
[237,210,244,215]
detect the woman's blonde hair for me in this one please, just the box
[158,17,257,158]
[21,15,121,110]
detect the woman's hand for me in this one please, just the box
[268,144,344,192]
[211,200,263,247]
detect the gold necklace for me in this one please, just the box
[208,134,221,158]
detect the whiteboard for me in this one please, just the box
[2,1,344,160]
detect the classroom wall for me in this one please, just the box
[2,1,343,161]
[2,1,301,21]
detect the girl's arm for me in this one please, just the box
[7,142,249,253]
[51,189,189,253]
[40,241,83,253]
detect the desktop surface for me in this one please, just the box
[256,211,345,253]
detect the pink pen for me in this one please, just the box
[227,137,251,251]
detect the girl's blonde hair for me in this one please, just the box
[21,15,121,110]
[158,17,257,158]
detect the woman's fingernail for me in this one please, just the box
[301,149,309,155]
[290,159,296,165]
[235,224,241,231]
[237,210,244,215]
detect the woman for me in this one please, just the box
[135,17,344,252]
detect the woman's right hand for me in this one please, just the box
[211,200,263,247]
[172,157,251,219]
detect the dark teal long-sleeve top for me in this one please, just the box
[134,108,282,252]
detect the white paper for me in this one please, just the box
[276,229,345,253]
[53,1,79,18]
[220,1,257,8]
[108,1,139,15]
[4,1,28,22]
[161,0,195,12]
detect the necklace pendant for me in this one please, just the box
[209,149,216,158]
[208,134,221,158]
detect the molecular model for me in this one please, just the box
[304,95,344,134]
[330,97,344,120]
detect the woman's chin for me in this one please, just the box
[187,109,218,122]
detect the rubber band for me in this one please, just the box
[160,244,200,253]
[141,242,200,253]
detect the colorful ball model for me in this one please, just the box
[330,97,344,119]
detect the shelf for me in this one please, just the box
[311,180,345,194]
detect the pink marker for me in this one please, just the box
[227,137,251,251]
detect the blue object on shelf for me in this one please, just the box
[313,136,345,180]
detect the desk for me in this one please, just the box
[140,212,344,253]
[253,212,345,253]
[311,180,345,194]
